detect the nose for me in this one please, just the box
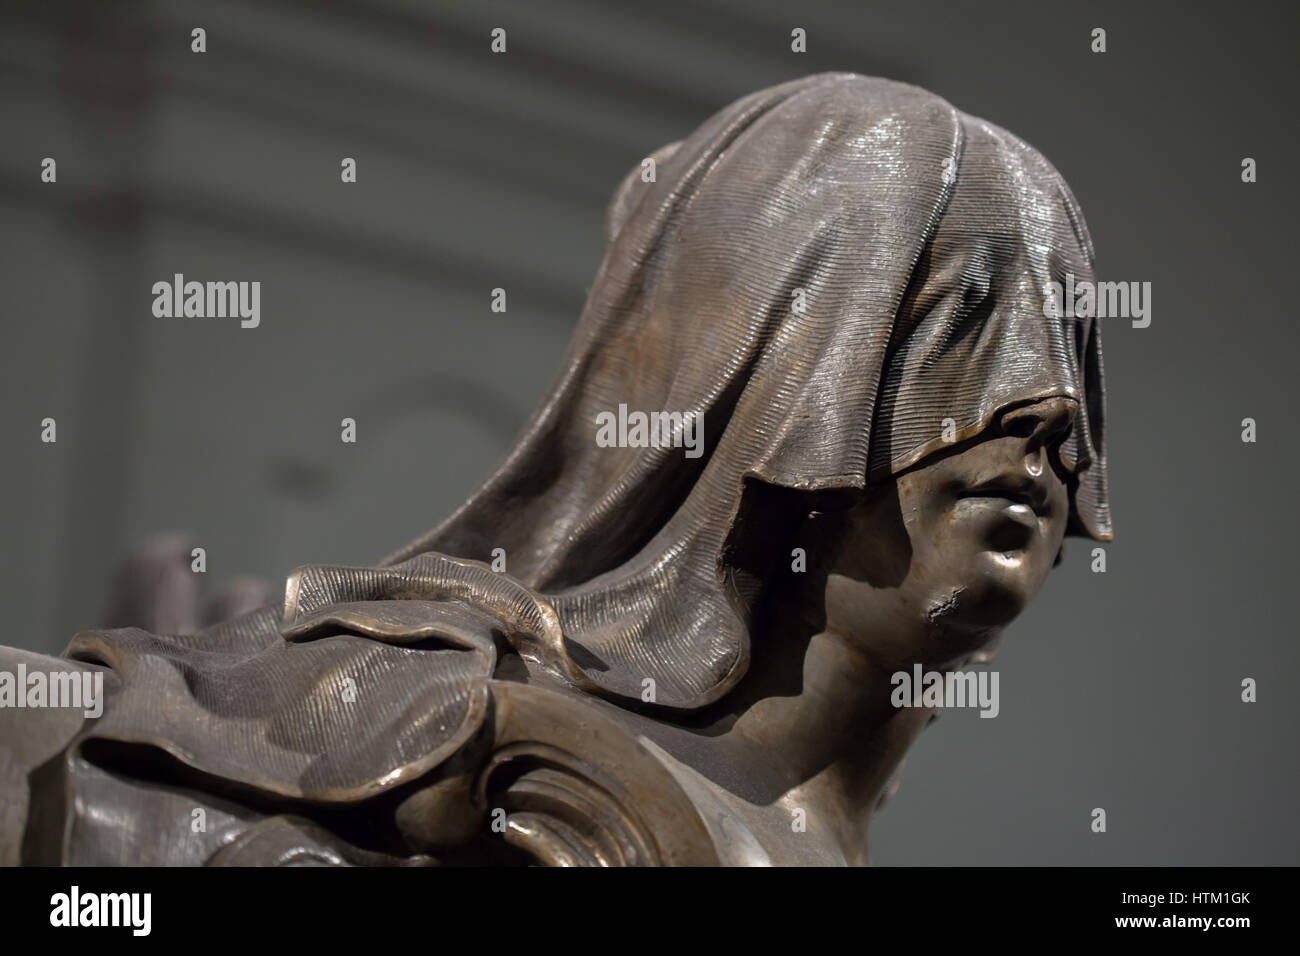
[999,397,1077,477]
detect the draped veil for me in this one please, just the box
[382,72,1111,710]
[30,76,1110,858]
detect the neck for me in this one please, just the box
[715,614,933,863]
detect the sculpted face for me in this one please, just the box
[823,395,1078,669]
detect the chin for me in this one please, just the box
[926,557,1041,646]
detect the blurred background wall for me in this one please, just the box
[1,0,1297,864]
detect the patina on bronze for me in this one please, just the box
[1,73,1110,866]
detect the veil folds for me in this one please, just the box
[383,73,1111,711]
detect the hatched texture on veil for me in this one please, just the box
[49,76,1112,835]
[383,73,1111,711]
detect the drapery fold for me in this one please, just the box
[13,76,1110,863]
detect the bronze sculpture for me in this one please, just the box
[0,73,1110,866]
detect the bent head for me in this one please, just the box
[394,73,1110,711]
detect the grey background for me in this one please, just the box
[1,0,1296,864]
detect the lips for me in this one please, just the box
[954,476,1050,554]
[950,497,1037,555]
[957,475,1050,515]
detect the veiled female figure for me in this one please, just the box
[1,73,1110,866]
